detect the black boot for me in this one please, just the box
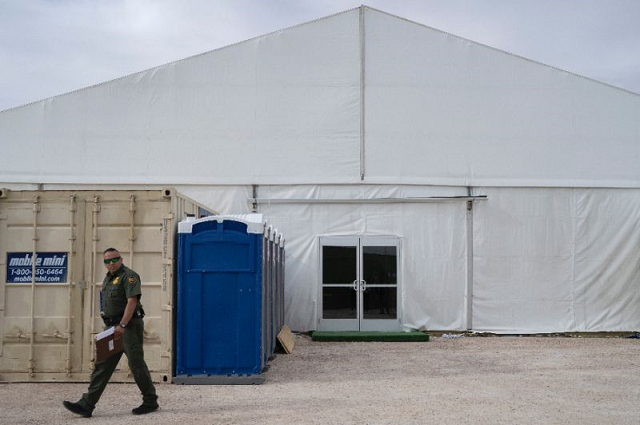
[63,401,92,418]
[132,403,159,415]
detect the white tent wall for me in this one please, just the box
[256,185,470,332]
[0,9,361,186]
[363,8,640,188]
[573,189,640,331]
[256,185,640,333]
[473,187,640,333]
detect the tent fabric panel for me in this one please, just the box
[473,187,640,333]
[472,188,576,332]
[0,9,362,185]
[573,189,640,331]
[363,8,640,188]
[212,184,640,333]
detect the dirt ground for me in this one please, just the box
[1,334,639,424]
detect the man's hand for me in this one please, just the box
[115,296,138,341]
[114,324,125,340]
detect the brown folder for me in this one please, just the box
[95,327,124,362]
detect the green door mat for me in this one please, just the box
[311,331,429,342]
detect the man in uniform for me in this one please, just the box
[63,248,159,417]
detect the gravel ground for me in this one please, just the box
[1,334,639,424]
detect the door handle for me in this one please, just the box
[361,279,367,292]
[352,280,358,291]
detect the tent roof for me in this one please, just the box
[4,6,637,113]
[1,6,639,188]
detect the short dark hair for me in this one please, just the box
[103,247,119,255]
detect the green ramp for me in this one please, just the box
[311,331,429,342]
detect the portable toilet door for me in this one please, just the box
[174,214,274,384]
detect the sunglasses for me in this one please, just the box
[103,257,121,264]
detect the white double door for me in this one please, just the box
[318,236,401,331]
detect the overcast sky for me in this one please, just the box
[1,0,639,112]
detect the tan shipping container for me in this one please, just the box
[0,188,215,383]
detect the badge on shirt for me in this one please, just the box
[113,277,120,285]
[128,276,138,284]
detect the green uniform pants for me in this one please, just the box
[78,318,157,412]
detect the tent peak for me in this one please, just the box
[2,4,637,114]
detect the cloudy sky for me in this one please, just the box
[1,0,639,111]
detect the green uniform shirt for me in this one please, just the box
[101,264,143,317]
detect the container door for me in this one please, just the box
[0,193,87,379]
[81,192,174,382]
[318,237,360,331]
[318,236,401,332]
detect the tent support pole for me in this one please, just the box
[359,5,366,181]
[251,195,487,205]
[252,185,259,212]
[466,187,474,331]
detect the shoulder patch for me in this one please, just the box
[128,276,139,284]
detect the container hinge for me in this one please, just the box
[161,304,172,311]
[41,330,71,340]
[6,328,31,339]
[164,213,174,220]
[143,330,159,341]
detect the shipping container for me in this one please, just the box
[174,215,285,384]
[0,189,215,383]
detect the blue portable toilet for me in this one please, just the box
[174,214,285,384]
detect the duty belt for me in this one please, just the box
[101,308,145,326]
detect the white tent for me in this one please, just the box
[1,6,639,333]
